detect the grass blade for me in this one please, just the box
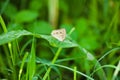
[112,61,120,80]
[27,37,36,80]
[43,48,62,80]
[91,65,119,76]
[19,52,28,80]
[52,64,94,80]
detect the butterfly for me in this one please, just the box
[51,28,66,41]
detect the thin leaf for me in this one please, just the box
[28,38,36,80]
[19,52,28,80]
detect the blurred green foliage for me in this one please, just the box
[0,0,120,80]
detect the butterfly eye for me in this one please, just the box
[60,31,62,34]
[56,32,59,34]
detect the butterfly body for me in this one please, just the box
[51,28,66,41]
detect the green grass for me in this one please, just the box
[0,0,120,80]
[73,66,77,80]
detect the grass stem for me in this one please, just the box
[43,48,62,80]
[74,66,77,80]
[0,15,14,65]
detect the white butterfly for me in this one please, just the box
[51,28,66,41]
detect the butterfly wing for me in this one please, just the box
[51,29,66,41]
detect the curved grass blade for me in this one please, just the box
[52,64,94,80]
[112,61,120,80]
[91,65,119,76]
[94,47,120,71]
